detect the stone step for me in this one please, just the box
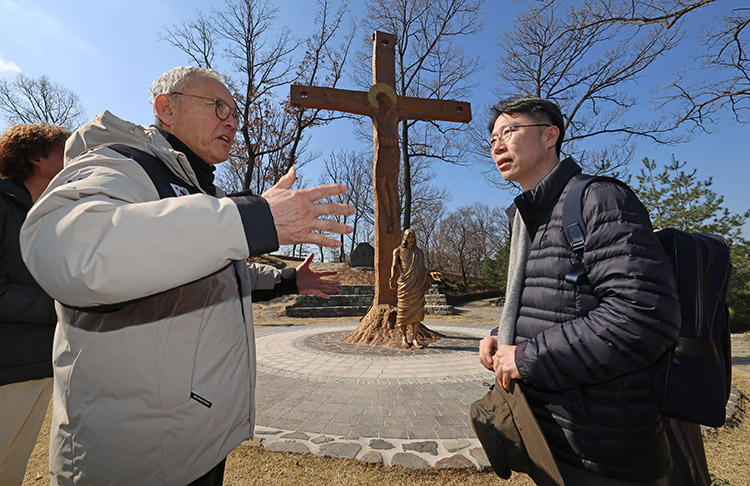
[335,285,375,295]
[425,305,458,315]
[425,295,449,305]
[285,305,371,318]
[290,294,374,308]
[283,283,456,318]
[285,302,457,318]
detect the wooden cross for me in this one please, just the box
[290,31,471,308]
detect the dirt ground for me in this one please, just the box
[20,369,750,485]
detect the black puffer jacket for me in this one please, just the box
[0,178,56,386]
[512,158,681,482]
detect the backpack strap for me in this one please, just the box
[561,174,633,284]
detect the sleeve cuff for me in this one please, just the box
[515,340,528,382]
[230,194,279,256]
[251,268,298,302]
[277,267,298,295]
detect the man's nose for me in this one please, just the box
[491,139,505,153]
[226,114,238,129]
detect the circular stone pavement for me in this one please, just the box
[248,319,750,471]
[250,321,496,470]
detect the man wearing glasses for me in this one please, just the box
[20,66,354,486]
[476,97,705,485]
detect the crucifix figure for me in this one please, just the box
[290,31,471,347]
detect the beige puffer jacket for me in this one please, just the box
[20,111,282,485]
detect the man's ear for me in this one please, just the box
[154,93,174,127]
[544,125,560,151]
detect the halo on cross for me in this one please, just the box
[368,83,397,109]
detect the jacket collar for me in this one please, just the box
[510,157,581,240]
[156,127,216,196]
[0,178,32,210]
[65,111,209,196]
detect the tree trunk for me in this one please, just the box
[242,146,257,191]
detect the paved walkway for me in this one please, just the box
[249,320,495,470]
[243,301,750,471]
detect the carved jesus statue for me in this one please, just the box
[372,90,400,234]
[389,228,441,348]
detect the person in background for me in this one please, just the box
[0,123,69,486]
[19,66,354,486]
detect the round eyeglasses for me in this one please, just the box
[170,92,240,123]
[489,123,551,150]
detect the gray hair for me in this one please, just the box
[149,66,227,124]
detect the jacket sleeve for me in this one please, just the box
[517,182,681,390]
[0,278,56,325]
[0,203,56,325]
[20,148,278,308]
[249,264,297,302]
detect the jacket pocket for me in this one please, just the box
[157,312,201,409]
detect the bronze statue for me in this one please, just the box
[389,229,440,348]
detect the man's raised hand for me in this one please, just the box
[295,253,340,299]
[262,168,354,248]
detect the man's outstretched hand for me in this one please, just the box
[295,253,340,299]
[262,168,355,248]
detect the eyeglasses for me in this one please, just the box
[489,123,552,150]
[170,92,240,123]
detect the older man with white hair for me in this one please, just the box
[20,66,354,486]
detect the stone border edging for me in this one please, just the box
[243,427,492,471]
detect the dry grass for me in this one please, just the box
[702,368,750,485]
[223,447,533,486]
[21,369,750,485]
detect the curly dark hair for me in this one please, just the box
[487,96,565,157]
[0,123,71,182]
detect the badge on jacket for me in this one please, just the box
[170,183,190,197]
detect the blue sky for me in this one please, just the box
[0,0,747,236]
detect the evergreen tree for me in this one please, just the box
[634,157,750,332]
[729,242,750,333]
[635,157,748,241]
[481,234,510,293]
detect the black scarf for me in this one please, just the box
[156,127,216,196]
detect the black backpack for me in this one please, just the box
[562,174,733,427]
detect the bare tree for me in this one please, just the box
[572,0,716,29]
[358,0,483,229]
[0,73,85,129]
[160,13,218,68]
[412,199,447,269]
[437,202,504,287]
[407,156,451,266]
[318,146,451,263]
[284,0,355,169]
[163,0,353,193]
[549,1,748,133]
[526,2,749,140]
[663,6,749,129]
[319,150,374,261]
[479,0,715,191]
